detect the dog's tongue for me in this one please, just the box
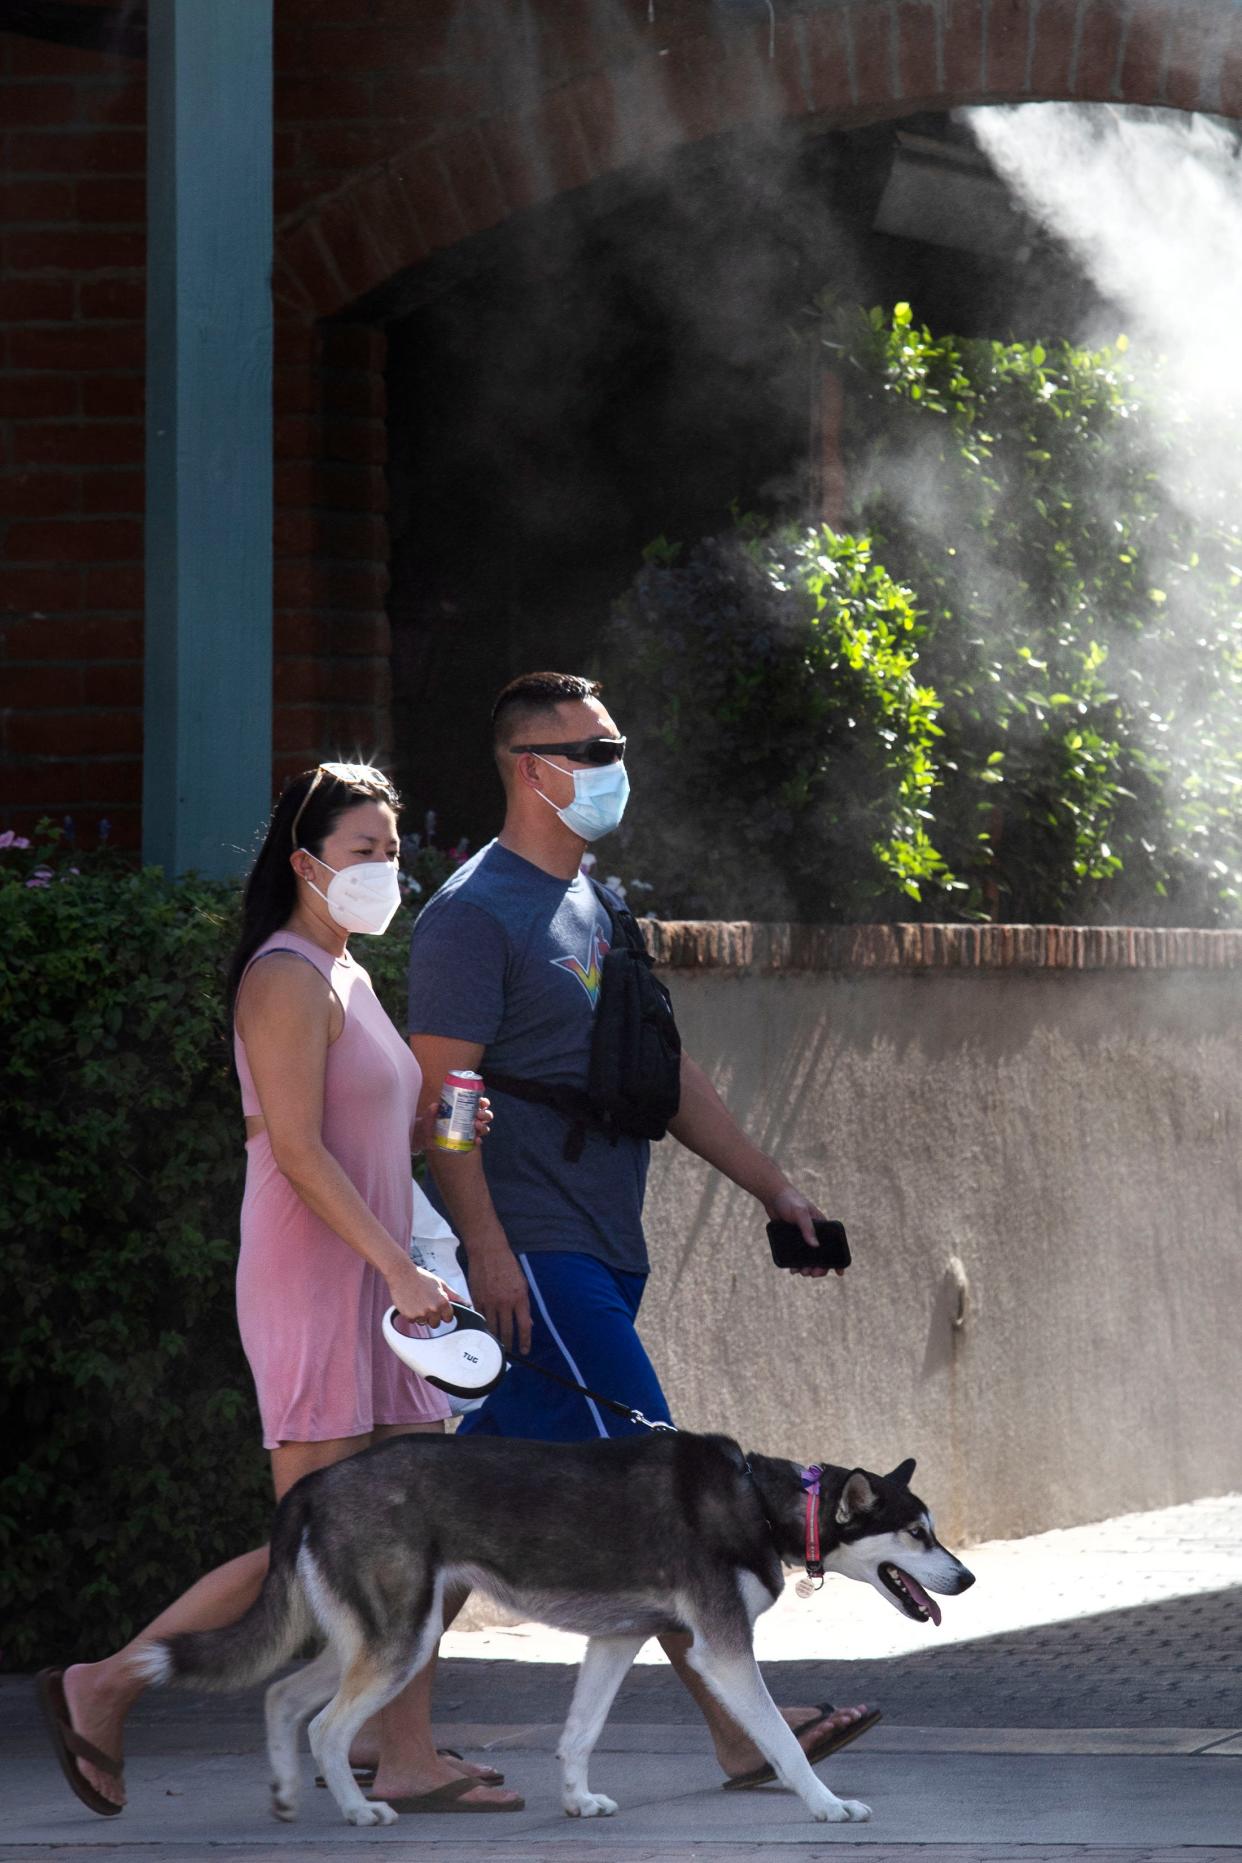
[896,1568,942,1626]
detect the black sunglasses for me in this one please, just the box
[509,737,626,766]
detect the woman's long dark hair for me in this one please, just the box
[227,764,400,1013]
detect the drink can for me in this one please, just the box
[433,1069,483,1152]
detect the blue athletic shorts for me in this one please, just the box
[455,1250,673,1441]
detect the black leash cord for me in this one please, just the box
[506,1354,677,1433]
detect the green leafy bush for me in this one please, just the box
[820,300,1242,923]
[605,523,956,920]
[0,832,425,1665]
[611,304,1242,926]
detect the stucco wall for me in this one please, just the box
[637,937,1242,1544]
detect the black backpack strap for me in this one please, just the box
[589,877,649,958]
[485,1072,599,1162]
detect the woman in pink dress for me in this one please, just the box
[38,765,520,1817]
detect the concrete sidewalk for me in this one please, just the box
[5,1495,1240,1861]
[3,1727,1240,1860]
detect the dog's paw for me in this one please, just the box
[810,1792,872,1823]
[563,1790,619,1819]
[344,1799,398,1827]
[269,1788,298,1824]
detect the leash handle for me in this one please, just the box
[508,1354,677,1433]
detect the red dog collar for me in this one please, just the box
[798,1465,824,1593]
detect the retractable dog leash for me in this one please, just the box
[382,1303,826,1591]
[382,1300,676,1432]
[381,1302,506,1401]
[504,1349,676,1433]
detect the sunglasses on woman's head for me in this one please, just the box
[318,760,393,787]
[508,737,626,766]
[291,761,398,848]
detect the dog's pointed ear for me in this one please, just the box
[835,1469,879,1525]
[888,1457,916,1488]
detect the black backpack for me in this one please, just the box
[488,880,681,1161]
[586,879,681,1142]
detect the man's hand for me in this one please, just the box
[672,1057,844,1281]
[466,1239,533,1355]
[764,1183,841,1279]
[412,1094,493,1155]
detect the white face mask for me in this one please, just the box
[532,755,630,841]
[304,854,402,936]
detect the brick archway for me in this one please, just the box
[278,0,1239,324]
[265,0,1239,781]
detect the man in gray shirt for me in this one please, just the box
[407,670,876,1786]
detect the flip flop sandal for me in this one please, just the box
[315,1749,504,1789]
[315,1765,378,1789]
[367,1775,525,1813]
[721,1702,882,1790]
[439,1745,505,1784]
[35,1668,125,1819]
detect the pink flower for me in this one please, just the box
[25,868,52,889]
[0,831,31,850]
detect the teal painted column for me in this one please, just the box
[143,0,273,879]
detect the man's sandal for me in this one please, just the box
[721,1703,882,1789]
[315,1748,504,1789]
[35,1669,125,1818]
[367,1775,525,1813]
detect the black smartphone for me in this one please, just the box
[766,1217,851,1272]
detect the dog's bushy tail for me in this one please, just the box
[135,1484,317,1694]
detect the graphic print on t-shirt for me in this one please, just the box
[550,922,609,1008]
[407,842,649,1271]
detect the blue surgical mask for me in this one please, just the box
[532,754,630,841]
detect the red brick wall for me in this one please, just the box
[1,25,145,840]
[271,321,394,796]
[2,0,1235,846]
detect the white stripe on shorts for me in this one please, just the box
[519,1253,610,1438]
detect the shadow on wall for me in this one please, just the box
[639,967,1242,1541]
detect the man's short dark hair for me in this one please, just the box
[491,672,603,750]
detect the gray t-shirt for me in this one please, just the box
[406,840,649,1273]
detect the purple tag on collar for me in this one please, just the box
[800,1464,822,1494]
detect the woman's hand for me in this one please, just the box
[388,1258,456,1327]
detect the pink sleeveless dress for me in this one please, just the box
[234,930,449,1447]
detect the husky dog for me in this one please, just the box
[141,1431,974,1827]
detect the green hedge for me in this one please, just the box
[0,839,420,1666]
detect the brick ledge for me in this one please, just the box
[646,922,1242,974]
